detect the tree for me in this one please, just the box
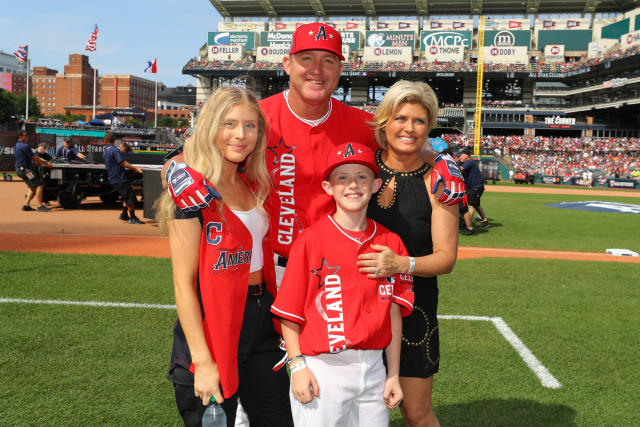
[0,89,16,122]
[157,115,176,128]
[14,94,41,119]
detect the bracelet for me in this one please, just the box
[289,359,307,374]
[407,257,415,274]
[286,355,305,366]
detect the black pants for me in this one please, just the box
[173,291,293,427]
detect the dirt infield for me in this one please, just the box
[1,181,639,263]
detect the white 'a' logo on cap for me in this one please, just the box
[316,26,327,40]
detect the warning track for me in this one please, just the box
[1,182,638,262]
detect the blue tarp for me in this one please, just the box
[545,201,640,214]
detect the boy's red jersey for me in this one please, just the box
[271,215,414,355]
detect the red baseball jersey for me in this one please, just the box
[271,215,414,356]
[259,92,377,257]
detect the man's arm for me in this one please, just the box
[31,155,52,168]
[119,160,142,175]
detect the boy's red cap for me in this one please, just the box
[289,23,345,60]
[324,143,379,179]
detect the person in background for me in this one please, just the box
[102,133,144,224]
[14,131,52,212]
[56,137,86,161]
[457,149,490,235]
[35,142,53,162]
[357,80,460,427]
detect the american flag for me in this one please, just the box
[85,25,99,52]
[13,45,28,62]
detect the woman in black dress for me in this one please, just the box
[358,80,459,427]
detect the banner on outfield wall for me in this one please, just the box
[208,45,245,61]
[621,30,640,50]
[269,22,311,31]
[483,46,528,63]
[364,46,413,63]
[372,20,419,31]
[256,46,290,62]
[536,18,590,30]
[259,32,293,48]
[217,21,267,32]
[427,20,473,31]
[484,30,531,48]
[340,31,362,50]
[420,31,472,49]
[588,38,618,58]
[208,32,256,51]
[544,44,565,62]
[489,18,531,30]
[329,21,365,33]
[365,31,416,48]
[422,45,464,62]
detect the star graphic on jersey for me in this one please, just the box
[312,258,341,289]
[267,138,295,165]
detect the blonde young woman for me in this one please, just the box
[357,80,459,427]
[157,86,292,427]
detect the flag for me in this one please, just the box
[145,58,157,73]
[13,45,28,62]
[85,25,98,52]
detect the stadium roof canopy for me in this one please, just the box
[208,0,640,18]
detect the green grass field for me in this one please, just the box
[1,189,639,426]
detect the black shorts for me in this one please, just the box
[399,304,440,378]
[111,182,136,206]
[16,166,43,189]
[467,186,484,208]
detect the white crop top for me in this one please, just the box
[230,206,268,273]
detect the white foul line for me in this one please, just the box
[0,297,176,310]
[0,298,561,389]
[440,314,562,389]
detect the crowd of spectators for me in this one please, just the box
[440,134,640,179]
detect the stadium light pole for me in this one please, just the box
[474,15,485,157]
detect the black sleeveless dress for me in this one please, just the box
[367,149,440,378]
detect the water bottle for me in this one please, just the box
[202,398,227,427]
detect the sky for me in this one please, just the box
[1,0,221,87]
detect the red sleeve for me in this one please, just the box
[390,235,414,317]
[270,235,309,325]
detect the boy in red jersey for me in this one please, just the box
[271,143,414,426]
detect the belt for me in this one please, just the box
[248,283,265,297]
[275,254,288,268]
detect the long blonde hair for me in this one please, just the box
[156,86,270,229]
[369,80,439,149]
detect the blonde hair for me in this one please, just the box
[156,86,270,229]
[370,80,439,149]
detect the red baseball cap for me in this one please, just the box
[324,143,379,179]
[289,22,345,60]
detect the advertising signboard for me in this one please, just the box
[483,46,528,63]
[340,31,362,50]
[544,44,565,62]
[365,31,416,48]
[208,45,244,61]
[256,46,290,62]
[364,46,413,63]
[484,30,531,48]
[208,32,256,51]
[420,30,472,50]
[259,31,293,48]
[422,45,464,62]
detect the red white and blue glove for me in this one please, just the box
[430,154,467,206]
[165,160,220,212]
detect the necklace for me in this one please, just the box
[328,216,376,247]
[375,149,430,210]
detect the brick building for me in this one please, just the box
[31,67,58,115]
[100,74,155,110]
[0,72,28,95]
[56,54,97,116]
